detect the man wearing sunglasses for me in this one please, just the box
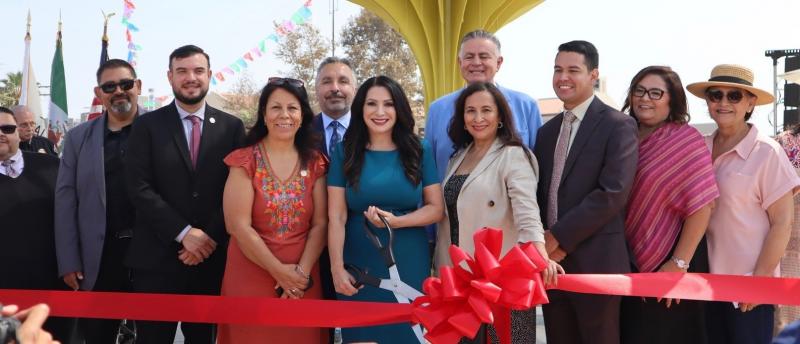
[12,105,57,157]
[54,58,143,344]
[0,106,73,342]
[124,45,244,344]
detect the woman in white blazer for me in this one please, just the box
[435,82,562,343]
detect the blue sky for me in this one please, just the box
[2,0,799,135]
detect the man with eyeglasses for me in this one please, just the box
[12,105,57,157]
[54,58,143,344]
[124,45,244,343]
[0,106,73,342]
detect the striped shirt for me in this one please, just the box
[625,123,719,272]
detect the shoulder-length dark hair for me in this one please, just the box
[244,81,319,169]
[622,65,690,124]
[448,82,525,151]
[343,75,422,188]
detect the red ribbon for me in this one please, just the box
[412,228,549,344]
[0,289,410,327]
[3,228,800,344]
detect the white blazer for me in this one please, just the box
[435,138,545,268]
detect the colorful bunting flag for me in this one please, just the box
[210,2,313,86]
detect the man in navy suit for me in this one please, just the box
[311,56,356,341]
[125,45,244,343]
[55,58,143,343]
[536,40,638,344]
[312,56,356,158]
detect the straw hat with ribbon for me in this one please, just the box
[686,64,775,105]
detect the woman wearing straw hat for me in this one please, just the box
[687,64,800,344]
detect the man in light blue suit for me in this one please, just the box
[425,29,543,181]
[55,59,143,344]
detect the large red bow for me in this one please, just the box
[412,227,549,343]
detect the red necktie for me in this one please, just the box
[188,115,201,169]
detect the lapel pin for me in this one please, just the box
[209,117,216,124]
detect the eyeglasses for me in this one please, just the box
[632,87,666,100]
[705,89,746,104]
[99,79,136,94]
[0,125,17,134]
[268,77,305,89]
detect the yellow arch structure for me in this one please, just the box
[348,0,544,108]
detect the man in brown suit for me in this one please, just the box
[535,40,638,344]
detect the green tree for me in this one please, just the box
[0,71,22,107]
[223,72,260,128]
[339,9,423,106]
[273,22,329,113]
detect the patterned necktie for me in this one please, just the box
[329,120,341,156]
[188,115,202,169]
[547,111,578,228]
[2,159,18,178]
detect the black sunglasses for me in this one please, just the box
[99,79,136,94]
[268,77,305,89]
[0,124,17,134]
[705,89,747,104]
[632,86,666,100]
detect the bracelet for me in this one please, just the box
[294,264,310,279]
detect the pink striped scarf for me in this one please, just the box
[625,123,719,272]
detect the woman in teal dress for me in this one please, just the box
[328,75,443,343]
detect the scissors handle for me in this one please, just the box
[344,263,381,288]
[363,213,395,267]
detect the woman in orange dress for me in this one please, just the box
[218,77,328,343]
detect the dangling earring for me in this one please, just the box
[497,122,504,129]
[464,125,468,130]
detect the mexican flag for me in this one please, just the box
[48,24,68,145]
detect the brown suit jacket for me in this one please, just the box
[535,97,638,274]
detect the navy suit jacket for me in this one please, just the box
[312,114,328,158]
[124,102,244,272]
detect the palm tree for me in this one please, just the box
[0,71,22,107]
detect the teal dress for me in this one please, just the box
[328,140,438,343]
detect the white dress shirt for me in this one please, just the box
[557,95,595,154]
[0,149,24,178]
[321,112,350,156]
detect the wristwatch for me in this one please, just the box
[671,256,689,270]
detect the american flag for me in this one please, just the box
[87,20,110,122]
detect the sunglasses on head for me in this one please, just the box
[705,89,749,104]
[0,124,17,135]
[268,77,305,89]
[99,79,136,94]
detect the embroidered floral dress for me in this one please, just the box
[218,145,328,344]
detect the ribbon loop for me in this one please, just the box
[412,227,549,343]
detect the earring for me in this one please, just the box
[497,122,504,129]
[464,125,468,130]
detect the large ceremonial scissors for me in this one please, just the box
[345,214,426,343]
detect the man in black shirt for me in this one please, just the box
[12,105,57,157]
[54,59,143,344]
[0,106,72,342]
